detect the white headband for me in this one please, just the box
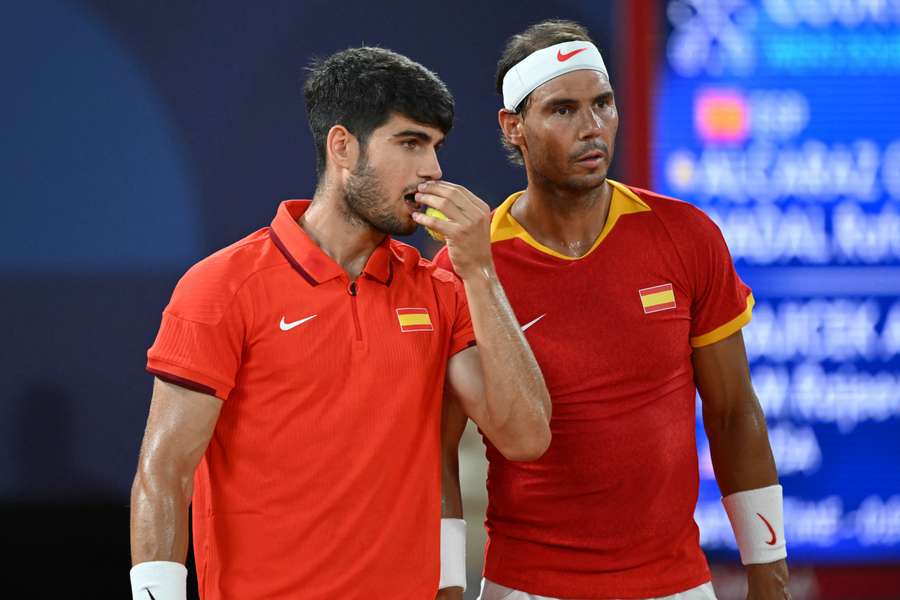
[501,41,608,111]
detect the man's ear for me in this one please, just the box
[498,109,526,154]
[325,124,359,171]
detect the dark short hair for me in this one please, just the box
[303,46,454,177]
[495,20,596,165]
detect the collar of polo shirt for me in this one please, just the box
[270,200,396,286]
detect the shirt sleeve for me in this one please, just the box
[448,275,476,356]
[685,210,754,348]
[432,247,476,356]
[146,264,249,400]
[432,244,452,271]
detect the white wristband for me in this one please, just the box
[439,518,467,590]
[130,561,187,600]
[722,484,787,565]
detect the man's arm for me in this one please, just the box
[441,389,468,521]
[131,377,222,566]
[434,390,469,600]
[414,180,552,461]
[694,330,790,600]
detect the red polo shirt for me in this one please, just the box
[435,181,752,598]
[147,200,475,599]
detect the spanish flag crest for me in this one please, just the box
[639,283,677,314]
[396,307,434,332]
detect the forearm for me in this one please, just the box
[130,466,193,565]
[442,453,464,519]
[462,267,551,456]
[704,392,778,496]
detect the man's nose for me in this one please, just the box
[578,108,605,140]
[419,149,443,181]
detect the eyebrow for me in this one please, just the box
[392,130,434,142]
[546,98,578,108]
[391,129,445,149]
[547,92,614,108]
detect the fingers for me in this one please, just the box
[417,180,490,216]
[411,210,459,238]
[414,192,470,225]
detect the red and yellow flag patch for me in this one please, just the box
[396,307,433,332]
[639,283,677,314]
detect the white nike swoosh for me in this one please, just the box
[279,314,317,331]
[521,314,545,332]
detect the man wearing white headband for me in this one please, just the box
[435,20,790,600]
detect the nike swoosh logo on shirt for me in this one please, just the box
[147,591,156,600]
[279,315,317,331]
[557,47,588,62]
[521,314,546,332]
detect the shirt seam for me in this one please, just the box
[168,260,290,327]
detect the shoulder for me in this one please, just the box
[167,228,282,324]
[390,238,462,291]
[626,185,723,241]
[430,243,454,274]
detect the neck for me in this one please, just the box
[511,171,613,258]
[301,182,386,280]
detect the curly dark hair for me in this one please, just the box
[303,46,454,177]
[495,20,596,165]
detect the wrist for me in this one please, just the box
[456,262,496,283]
[439,518,467,591]
[722,484,787,565]
[130,561,187,600]
[746,560,790,593]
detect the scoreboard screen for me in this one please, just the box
[653,0,900,562]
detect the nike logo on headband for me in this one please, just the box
[557,47,588,62]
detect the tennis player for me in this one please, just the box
[130,46,551,600]
[433,20,790,600]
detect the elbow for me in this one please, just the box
[497,426,551,462]
[133,454,196,504]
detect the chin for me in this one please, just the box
[379,215,417,237]
[397,222,418,236]
[565,173,607,191]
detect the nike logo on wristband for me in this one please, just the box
[757,512,777,545]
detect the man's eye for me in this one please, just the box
[403,140,419,149]
[556,107,570,116]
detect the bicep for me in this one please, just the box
[137,377,223,475]
[444,345,486,425]
[692,330,755,421]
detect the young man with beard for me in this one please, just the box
[129,47,551,600]
[433,20,790,600]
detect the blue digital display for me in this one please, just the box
[654,0,900,562]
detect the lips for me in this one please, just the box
[403,191,422,212]
[576,150,604,162]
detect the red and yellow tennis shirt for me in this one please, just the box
[435,180,753,599]
[147,200,475,600]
